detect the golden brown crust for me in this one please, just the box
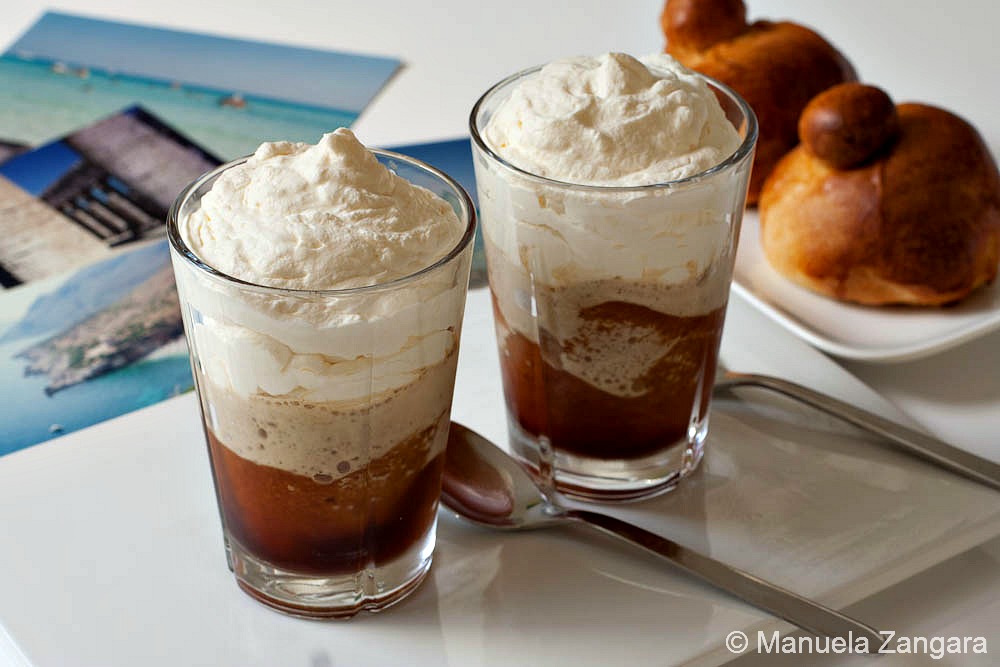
[879,105,1000,297]
[799,83,898,169]
[760,103,1000,306]
[661,0,747,61]
[661,1,856,204]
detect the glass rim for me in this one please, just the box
[468,62,759,193]
[166,148,478,298]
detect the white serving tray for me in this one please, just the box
[0,289,998,667]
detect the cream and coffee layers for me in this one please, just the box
[176,129,465,484]
[477,53,743,459]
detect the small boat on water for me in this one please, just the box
[50,61,69,74]
[49,424,64,434]
[219,92,247,109]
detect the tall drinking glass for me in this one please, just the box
[168,152,475,617]
[470,67,757,501]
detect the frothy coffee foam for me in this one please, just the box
[201,348,458,481]
[489,244,729,397]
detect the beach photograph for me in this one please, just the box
[0,239,192,455]
[0,139,27,164]
[0,11,401,159]
[0,105,220,288]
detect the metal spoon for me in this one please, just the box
[715,369,1000,492]
[441,421,881,648]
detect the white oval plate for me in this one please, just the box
[732,211,1000,363]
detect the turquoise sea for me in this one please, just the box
[0,56,358,159]
[0,335,193,455]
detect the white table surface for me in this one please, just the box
[2,1,998,665]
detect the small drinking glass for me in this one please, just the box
[168,152,476,617]
[470,66,757,501]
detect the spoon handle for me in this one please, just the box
[717,372,1000,492]
[566,508,881,648]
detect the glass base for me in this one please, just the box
[508,416,707,503]
[224,519,436,619]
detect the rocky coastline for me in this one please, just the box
[15,264,184,395]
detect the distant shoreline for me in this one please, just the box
[0,53,357,118]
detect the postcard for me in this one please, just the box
[0,239,191,455]
[0,140,27,164]
[1,11,401,159]
[0,105,221,288]
[0,104,217,450]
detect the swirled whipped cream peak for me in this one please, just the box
[483,52,741,185]
[174,129,470,407]
[181,127,463,290]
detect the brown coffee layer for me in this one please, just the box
[207,416,447,575]
[494,295,724,460]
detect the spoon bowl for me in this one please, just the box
[441,423,558,530]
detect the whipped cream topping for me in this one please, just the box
[483,53,740,186]
[182,128,463,290]
[476,52,744,293]
[185,291,459,402]
[175,129,469,404]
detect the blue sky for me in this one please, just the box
[0,141,80,196]
[6,12,401,113]
[389,138,478,203]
